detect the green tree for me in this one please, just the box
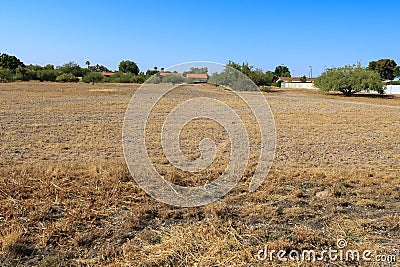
[315,64,384,96]
[57,62,88,77]
[161,74,184,84]
[145,69,159,76]
[0,67,14,82]
[394,65,400,78]
[224,61,276,86]
[274,65,291,78]
[0,53,25,71]
[85,60,90,69]
[88,64,110,72]
[118,60,139,75]
[147,75,162,84]
[248,69,275,86]
[43,64,55,70]
[26,64,43,71]
[14,66,35,81]
[367,59,397,80]
[36,69,58,82]
[183,67,208,75]
[82,72,103,84]
[208,66,256,91]
[300,75,307,82]
[227,61,253,76]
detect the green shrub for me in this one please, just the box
[36,69,58,82]
[82,72,103,84]
[56,73,79,83]
[161,74,184,84]
[147,75,161,84]
[0,68,14,82]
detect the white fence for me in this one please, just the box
[386,85,400,94]
[281,83,400,95]
[281,82,316,89]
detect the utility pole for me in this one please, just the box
[309,66,312,78]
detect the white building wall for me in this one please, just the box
[281,83,400,94]
[281,82,316,89]
[386,85,400,94]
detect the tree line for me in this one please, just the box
[1,52,399,96]
[0,53,294,86]
[0,53,151,84]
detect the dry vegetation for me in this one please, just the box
[0,82,399,266]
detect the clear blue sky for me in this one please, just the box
[1,0,399,77]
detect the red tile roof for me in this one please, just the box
[186,73,208,79]
[101,72,115,77]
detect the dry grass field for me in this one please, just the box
[0,81,399,266]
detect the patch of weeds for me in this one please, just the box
[299,182,314,189]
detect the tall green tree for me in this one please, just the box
[88,64,110,72]
[57,62,88,77]
[118,60,139,75]
[274,65,291,78]
[367,59,397,80]
[43,64,55,70]
[0,53,25,71]
[394,65,400,79]
[183,67,208,74]
[315,64,384,96]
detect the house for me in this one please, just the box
[185,73,208,83]
[278,77,316,89]
[101,72,115,77]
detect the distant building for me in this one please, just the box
[278,77,316,89]
[185,73,208,83]
[101,72,115,77]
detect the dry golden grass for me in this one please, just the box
[0,82,399,266]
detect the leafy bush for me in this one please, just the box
[109,72,146,83]
[14,66,39,81]
[147,75,162,84]
[208,67,256,91]
[0,68,14,82]
[82,72,103,84]
[57,62,88,77]
[110,72,132,83]
[36,69,58,82]
[387,80,400,85]
[56,73,79,83]
[161,74,185,84]
[132,75,146,83]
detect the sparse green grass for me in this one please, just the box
[0,82,399,266]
